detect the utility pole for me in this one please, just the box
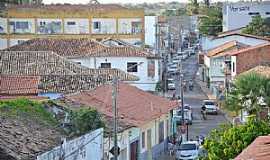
[112,76,118,160]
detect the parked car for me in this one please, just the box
[173,108,192,125]
[202,100,218,115]
[167,78,175,90]
[176,141,199,160]
[167,66,178,74]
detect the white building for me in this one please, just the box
[6,38,160,91]
[223,1,270,31]
[145,16,157,48]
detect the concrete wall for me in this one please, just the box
[69,57,160,91]
[0,18,7,34]
[37,128,103,160]
[209,57,225,82]
[9,18,35,34]
[145,16,157,47]
[92,18,116,34]
[64,18,89,34]
[223,2,270,31]
[201,35,268,51]
[118,18,142,34]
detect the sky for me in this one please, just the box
[43,0,237,4]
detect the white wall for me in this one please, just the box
[9,18,35,34]
[0,18,7,34]
[69,57,159,91]
[37,128,104,160]
[204,55,211,68]
[0,39,7,49]
[201,35,269,51]
[92,18,116,34]
[223,2,270,31]
[118,18,142,34]
[64,18,89,34]
[145,16,157,47]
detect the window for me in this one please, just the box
[232,62,235,72]
[17,40,25,45]
[131,21,142,34]
[100,63,111,69]
[93,21,101,29]
[67,21,76,25]
[15,22,29,29]
[39,21,46,26]
[147,129,152,150]
[127,62,138,72]
[266,12,270,15]
[159,121,164,143]
[142,132,145,149]
[148,60,155,78]
[248,12,260,15]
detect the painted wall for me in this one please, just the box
[64,18,89,34]
[37,128,104,160]
[209,57,226,82]
[104,127,140,160]
[0,39,8,49]
[37,18,62,34]
[145,16,157,47]
[223,2,270,31]
[118,18,142,34]
[201,35,268,51]
[9,18,35,34]
[69,57,160,91]
[0,18,7,34]
[92,18,116,34]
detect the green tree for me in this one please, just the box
[187,0,199,15]
[242,15,270,37]
[69,108,105,136]
[203,119,270,160]
[225,73,270,118]
[198,6,222,36]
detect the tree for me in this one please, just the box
[198,6,222,36]
[203,119,270,160]
[69,108,105,136]
[187,0,199,15]
[242,15,270,37]
[225,73,270,118]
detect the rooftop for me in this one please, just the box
[0,51,138,93]
[235,136,270,160]
[230,43,270,56]
[206,40,249,57]
[215,33,270,41]
[239,65,270,78]
[63,82,178,127]
[6,38,157,58]
[0,75,40,96]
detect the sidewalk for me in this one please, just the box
[195,77,233,124]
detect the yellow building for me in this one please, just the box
[0,4,145,49]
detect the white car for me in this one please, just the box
[176,141,199,160]
[167,78,175,90]
[202,100,218,115]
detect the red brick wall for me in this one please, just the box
[236,44,270,74]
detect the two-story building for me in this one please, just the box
[63,82,178,160]
[0,3,144,49]
[6,38,160,91]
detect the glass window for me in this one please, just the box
[179,144,196,150]
[248,12,260,15]
[100,63,111,69]
[15,22,29,29]
[67,21,76,25]
[127,62,138,72]
[93,21,101,29]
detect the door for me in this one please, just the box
[130,140,139,160]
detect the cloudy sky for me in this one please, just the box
[43,0,237,4]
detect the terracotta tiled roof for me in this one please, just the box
[239,65,270,78]
[215,33,270,41]
[7,4,126,12]
[63,82,178,127]
[0,51,138,93]
[0,75,40,96]
[230,43,270,56]
[6,38,158,58]
[206,41,249,57]
[235,136,270,160]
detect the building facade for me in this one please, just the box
[0,4,145,49]
[223,1,270,31]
